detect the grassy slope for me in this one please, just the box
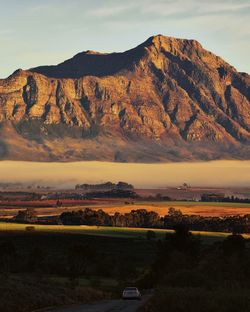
[1,222,249,311]
[0,276,106,312]
[1,222,249,242]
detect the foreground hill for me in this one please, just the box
[0,35,249,161]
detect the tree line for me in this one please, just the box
[201,194,250,203]
[75,181,134,191]
[59,207,250,233]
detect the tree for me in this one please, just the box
[168,207,183,219]
[14,208,37,223]
[150,224,201,285]
[169,224,198,254]
[164,208,184,228]
[116,181,134,190]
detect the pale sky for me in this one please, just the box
[0,0,249,78]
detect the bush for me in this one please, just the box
[162,270,210,288]
[0,275,108,312]
[25,226,35,232]
[142,287,250,312]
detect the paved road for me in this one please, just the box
[46,297,148,312]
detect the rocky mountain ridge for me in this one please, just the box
[0,35,249,162]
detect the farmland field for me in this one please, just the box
[1,199,250,219]
[1,222,249,242]
[86,201,250,217]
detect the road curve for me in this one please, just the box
[46,297,148,312]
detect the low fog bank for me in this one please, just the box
[0,160,249,189]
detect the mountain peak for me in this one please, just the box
[29,35,206,79]
[142,34,202,50]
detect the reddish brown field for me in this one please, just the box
[0,198,117,208]
[0,186,250,219]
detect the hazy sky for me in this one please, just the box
[0,0,249,78]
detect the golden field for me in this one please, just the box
[1,200,250,219]
[93,201,250,217]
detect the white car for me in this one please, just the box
[122,287,141,300]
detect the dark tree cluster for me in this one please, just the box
[163,208,250,234]
[143,194,172,201]
[139,224,250,312]
[112,210,160,228]
[60,208,112,226]
[60,207,250,234]
[14,208,38,223]
[75,181,134,191]
[84,189,138,199]
[201,194,250,203]
[43,188,138,200]
[60,208,161,228]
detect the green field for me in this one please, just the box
[1,222,248,242]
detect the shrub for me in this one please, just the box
[142,287,250,312]
[25,226,35,232]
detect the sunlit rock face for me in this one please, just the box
[0,35,249,162]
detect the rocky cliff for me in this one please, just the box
[0,35,249,162]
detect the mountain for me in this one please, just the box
[0,35,249,162]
